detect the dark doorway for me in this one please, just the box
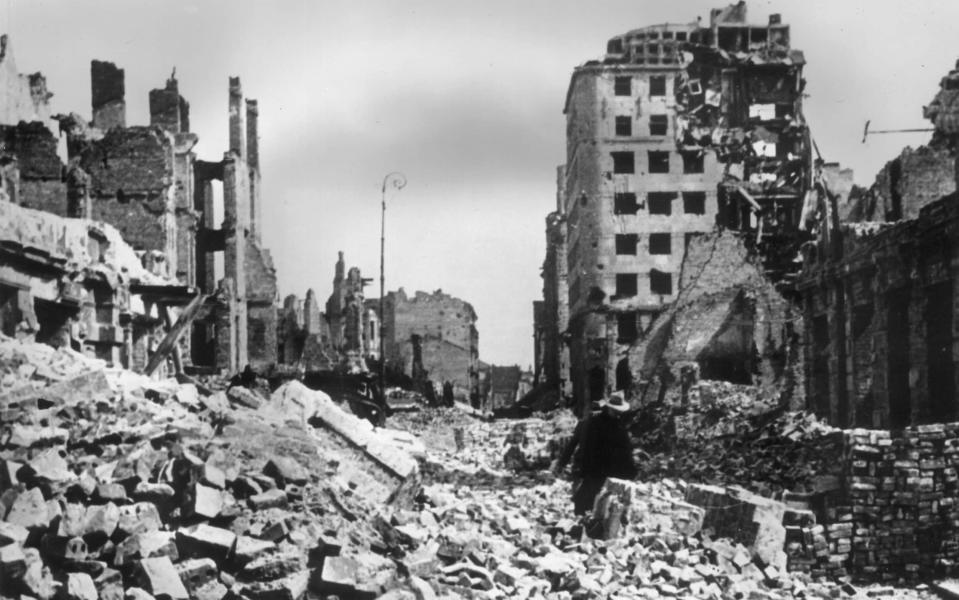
[588,366,606,403]
[615,358,632,391]
[887,287,911,427]
[812,314,830,419]
[926,282,955,421]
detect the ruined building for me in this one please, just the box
[0,36,278,375]
[549,2,810,407]
[379,289,479,401]
[534,167,573,401]
[277,252,379,374]
[797,61,959,428]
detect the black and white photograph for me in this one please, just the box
[1,1,959,598]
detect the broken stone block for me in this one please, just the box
[65,572,99,600]
[26,447,75,484]
[83,503,120,541]
[22,547,58,599]
[132,482,175,504]
[124,588,155,600]
[494,564,524,587]
[262,456,308,487]
[0,542,27,583]
[253,519,289,543]
[8,424,69,448]
[241,551,303,580]
[133,557,189,600]
[200,464,226,490]
[244,569,309,600]
[174,557,218,594]
[235,535,276,565]
[116,503,162,537]
[191,484,223,519]
[312,555,358,595]
[114,532,178,567]
[0,521,30,545]
[93,483,128,504]
[408,576,437,600]
[248,488,288,510]
[93,567,124,600]
[176,524,236,562]
[6,487,50,530]
[227,386,262,409]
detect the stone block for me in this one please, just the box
[248,488,288,510]
[263,456,308,487]
[134,557,189,600]
[191,484,223,519]
[176,524,236,562]
[6,487,50,530]
[65,572,99,600]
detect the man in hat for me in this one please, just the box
[553,392,636,515]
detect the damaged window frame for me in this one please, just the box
[615,233,639,255]
[649,114,668,136]
[649,75,667,97]
[681,151,705,174]
[647,192,675,215]
[613,192,640,215]
[649,269,673,295]
[648,233,671,255]
[612,151,635,174]
[648,151,670,174]
[614,76,632,96]
[682,191,707,215]
[615,115,633,137]
[615,273,639,298]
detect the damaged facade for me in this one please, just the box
[550,2,810,408]
[797,61,959,428]
[0,36,278,375]
[277,252,379,374]
[378,288,479,401]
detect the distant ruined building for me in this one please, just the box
[538,2,810,410]
[0,34,278,375]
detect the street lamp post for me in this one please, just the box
[379,171,407,407]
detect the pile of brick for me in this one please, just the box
[0,334,422,600]
[835,425,959,581]
[632,381,843,495]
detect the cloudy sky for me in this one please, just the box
[5,0,955,366]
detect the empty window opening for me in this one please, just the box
[617,314,638,344]
[649,270,672,295]
[647,192,675,215]
[614,76,632,96]
[675,31,688,41]
[926,281,955,421]
[615,234,638,255]
[588,367,606,403]
[682,151,704,174]
[612,152,635,174]
[615,273,638,297]
[887,288,910,427]
[649,75,666,97]
[614,192,639,215]
[607,39,624,54]
[649,233,671,255]
[616,357,633,390]
[649,114,668,136]
[683,191,706,214]
[615,116,632,136]
[648,151,670,173]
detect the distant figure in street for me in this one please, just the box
[552,392,636,515]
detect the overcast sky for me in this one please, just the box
[5,1,955,367]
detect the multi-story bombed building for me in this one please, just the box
[560,2,811,407]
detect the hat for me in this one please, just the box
[603,392,630,413]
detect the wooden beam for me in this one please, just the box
[144,292,208,376]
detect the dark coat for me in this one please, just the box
[559,412,637,480]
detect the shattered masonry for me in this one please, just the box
[277,251,379,374]
[0,36,278,375]
[546,2,810,409]
[378,288,479,402]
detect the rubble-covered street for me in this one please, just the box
[0,334,945,599]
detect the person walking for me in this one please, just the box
[553,392,636,515]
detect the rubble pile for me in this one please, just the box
[632,381,843,495]
[0,333,423,600]
[391,408,577,473]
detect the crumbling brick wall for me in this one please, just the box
[799,192,959,429]
[868,145,955,222]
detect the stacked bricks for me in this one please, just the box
[839,424,959,581]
